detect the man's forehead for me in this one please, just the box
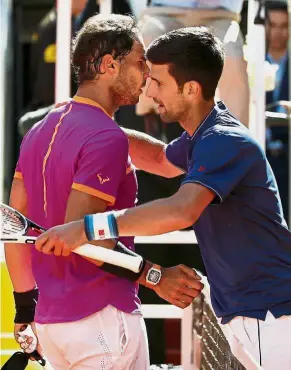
[149,64,170,79]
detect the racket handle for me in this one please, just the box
[2,237,143,273]
[18,325,46,366]
[73,244,143,273]
[18,325,38,354]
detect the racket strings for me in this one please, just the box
[0,205,26,236]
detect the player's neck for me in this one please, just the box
[179,99,215,137]
[75,85,118,117]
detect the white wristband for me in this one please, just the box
[84,212,119,240]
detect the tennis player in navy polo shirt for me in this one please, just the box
[37,27,291,369]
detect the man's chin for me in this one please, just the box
[159,113,173,123]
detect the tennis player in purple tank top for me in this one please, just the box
[6,14,203,369]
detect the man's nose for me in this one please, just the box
[145,79,155,98]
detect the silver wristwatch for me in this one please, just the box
[146,264,162,287]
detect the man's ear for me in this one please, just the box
[183,81,201,99]
[99,54,118,75]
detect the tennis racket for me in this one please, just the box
[0,203,143,273]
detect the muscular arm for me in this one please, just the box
[122,128,184,178]
[46,183,214,243]
[5,179,36,292]
[115,183,214,236]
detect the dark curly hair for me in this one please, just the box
[71,14,140,84]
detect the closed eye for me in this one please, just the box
[150,77,161,86]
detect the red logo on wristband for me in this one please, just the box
[98,229,105,238]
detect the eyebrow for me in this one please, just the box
[150,76,161,83]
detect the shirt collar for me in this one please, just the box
[186,101,228,142]
[72,96,112,118]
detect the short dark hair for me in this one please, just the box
[72,14,140,84]
[146,27,225,100]
[266,1,288,14]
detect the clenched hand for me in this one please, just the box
[153,265,203,308]
[35,220,86,256]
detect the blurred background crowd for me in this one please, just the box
[1,0,291,365]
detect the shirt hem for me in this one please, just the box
[14,171,23,180]
[182,179,223,203]
[220,307,291,324]
[35,302,141,324]
[72,182,116,205]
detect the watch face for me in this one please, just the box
[148,269,161,284]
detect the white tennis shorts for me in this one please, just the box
[35,305,150,369]
[227,311,291,370]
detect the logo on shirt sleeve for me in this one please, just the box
[97,173,110,184]
[198,166,205,172]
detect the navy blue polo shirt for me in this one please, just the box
[166,101,291,324]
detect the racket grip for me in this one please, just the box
[73,244,143,273]
[18,325,46,366]
[18,325,37,353]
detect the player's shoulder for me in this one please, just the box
[200,112,263,157]
[169,130,189,145]
[100,126,128,144]
[21,104,74,142]
[205,112,254,144]
[83,121,128,149]
[20,110,53,142]
[69,101,120,130]
[29,106,63,131]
